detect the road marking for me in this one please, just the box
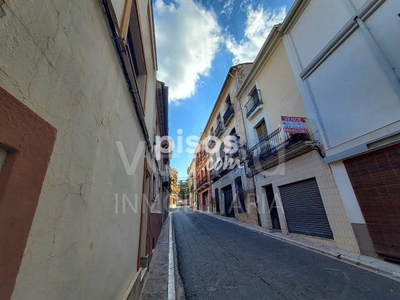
[168,214,176,300]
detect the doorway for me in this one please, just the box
[234,177,246,213]
[215,188,220,213]
[223,185,235,218]
[265,184,280,230]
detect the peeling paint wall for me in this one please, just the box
[0,0,155,299]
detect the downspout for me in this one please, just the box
[100,0,152,152]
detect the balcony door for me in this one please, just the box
[255,119,267,141]
[255,119,269,153]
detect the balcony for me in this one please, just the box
[246,127,314,176]
[245,90,262,118]
[196,149,208,167]
[162,167,170,187]
[199,176,209,187]
[215,121,224,137]
[210,169,219,181]
[223,105,234,125]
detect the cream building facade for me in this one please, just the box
[170,168,179,208]
[237,26,360,253]
[0,0,169,299]
[281,0,400,260]
[187,158,197,209]
[193,64,260,225]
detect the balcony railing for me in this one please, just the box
[199,176,208,187]
[196,149,208,166]
[246,127,312,173]
[245,90,262,118]
[215,121,224,137]
[223,105,234,125]
[210,169,219,181]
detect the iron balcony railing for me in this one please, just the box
[223,105,234,125]
[247,127,311,169]
[245,90,262,118]
[199,176,208,187]
[210,168,219,181]
[215,121,224,137]
[196,149,208,166]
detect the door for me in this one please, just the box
[234,177,246,213]
[215,188,220,213]
[223,185,235,218]
[279,178,333,239]
[255,119,267,141]
[344,144,400,261]
[203,191,208,211]
[265,185,280,230]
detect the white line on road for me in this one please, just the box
[168,214,176,300]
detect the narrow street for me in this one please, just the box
[173,208,400,300]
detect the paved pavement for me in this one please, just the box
[173,207,400,300]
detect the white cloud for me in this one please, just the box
[226,5,287,64]
[154,0,222,102]
[220,0,234,17]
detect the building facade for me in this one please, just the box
[170,168,179,208]
[187,158,197,209]
[195,142,211,211]
[189,0,400,260]
[281,0,400,261]
[238,26,360,253]
[0,0,169,299]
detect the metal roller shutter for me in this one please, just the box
[279,178,333,239]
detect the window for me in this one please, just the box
[125,4,148,111]
[255,119,268,141]
[245,87,262,117]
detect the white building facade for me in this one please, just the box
[282,0,400,260]
[238,26,361,253]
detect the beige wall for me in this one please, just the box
[240,41,307,146]
[0,0,156,299]
[238,37,359,253]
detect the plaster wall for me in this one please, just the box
[289,0,353,69]
[0,0,151,299]
[286,0,400,155]
[240,41,308,147]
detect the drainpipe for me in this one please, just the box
[100,0,152,152]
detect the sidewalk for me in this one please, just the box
[196,209,400,282]
[139,214,185,300]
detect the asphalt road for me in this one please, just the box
[172,207,400,300]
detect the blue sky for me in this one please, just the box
[153,0,295,179]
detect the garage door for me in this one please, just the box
[280,178,333,239]
[344,144,400,261]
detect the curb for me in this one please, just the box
[194,209,400,282]
[171,213,186,300]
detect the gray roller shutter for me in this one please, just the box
[279,178,333,239]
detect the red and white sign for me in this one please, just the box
[281,116,308,134]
